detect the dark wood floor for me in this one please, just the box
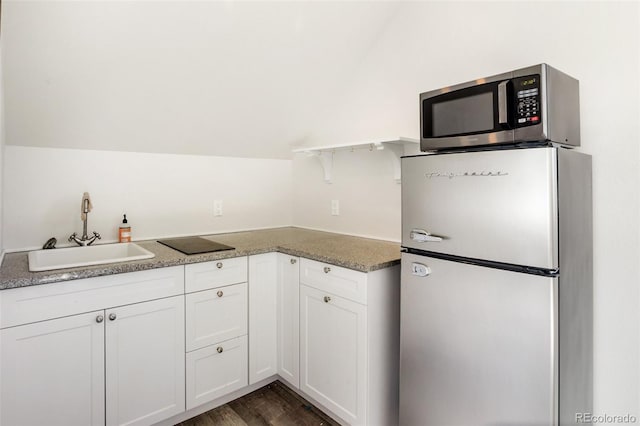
[175,381,340,426]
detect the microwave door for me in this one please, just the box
[421,79,515,151]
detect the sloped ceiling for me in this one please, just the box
[1,1,402,159]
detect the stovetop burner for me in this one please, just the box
[157,237,235,255]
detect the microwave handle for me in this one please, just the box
[498,80,509,125]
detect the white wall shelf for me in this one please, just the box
[292,137,419,184]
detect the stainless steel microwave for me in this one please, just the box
[420,64,580,151]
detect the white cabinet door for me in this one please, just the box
[248,253,278,384]
[106,296,185,426]
[186,335,248,410]
[0,310,105,426]
[186,282,247,351]
[277,253,300,388]
[300,284,367,426]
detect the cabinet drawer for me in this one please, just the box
[186,335,248,410]
[0,266,185,329]
[186,283,247,351]
[185,257,248,293]
[300,258,367,304]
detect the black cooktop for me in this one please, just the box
[157,237,235,255]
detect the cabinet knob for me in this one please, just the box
[96,315,104,323]
[216,262,223,269]
[290,258,297,264]
[217,346,224,354]
[323,266,331,274]
[109,313,117,321]
[324,296,331,303]
[217,290,224,298]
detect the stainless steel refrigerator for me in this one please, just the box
[399,146,592,425]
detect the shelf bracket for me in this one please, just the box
[308,151,334,184]
[381,142,404,184]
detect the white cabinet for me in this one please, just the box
[0,311,106,426]
[106,296,185,426]
[276,253,300,388]
[185,258,249,410]
[248,253,278,384]
[186,282,247,351]
[299,259,400,426]
[300,284,367,425]
[248,253,300,388]
[0,266,186,426]
[186,335,248,410]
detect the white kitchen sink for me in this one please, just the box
[28,243,156,272]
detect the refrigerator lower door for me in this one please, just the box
[400,253,557,426]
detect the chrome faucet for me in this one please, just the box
[69,193,101,246]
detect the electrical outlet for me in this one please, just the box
[213,199,223,217]
[331,199,340,216]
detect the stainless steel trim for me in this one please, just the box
[557,149,593,423]
[421,130,514,152]
[498,80,509,125]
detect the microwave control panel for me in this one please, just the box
[514,74,540,127]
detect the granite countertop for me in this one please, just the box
[0,227,401,290]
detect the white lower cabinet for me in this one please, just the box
[248,253,278,384]
[300,284,367,425]
[184,258,249,410]
[0,310,106,426]
[299,258,400,426]
[0,252,399,426]
[276,253,300,388]
[185,282,247,351]
[0,266,186,426]
[186,335,248,410]
[106,296,186,426]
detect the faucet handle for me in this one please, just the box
[68,232,77,242]
[93,231,101,239]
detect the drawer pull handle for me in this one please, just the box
[323,267,331,274]
[217,346,224,354]
[324,296,331,303]
[290,258,297,264]
[96,315,104,323]
[109,313,117,321]
[217,290,224,298]
[216,262,223,269]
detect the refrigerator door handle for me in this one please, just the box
[410,229,444,242]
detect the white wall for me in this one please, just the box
[294,0,640,418]
[292,143,419,242]
[3,146,292,250]
[1,0,400,159]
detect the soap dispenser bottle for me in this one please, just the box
[119,214,131,243]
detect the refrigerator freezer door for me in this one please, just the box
[399,253,557,426]
[402,147,558,270]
